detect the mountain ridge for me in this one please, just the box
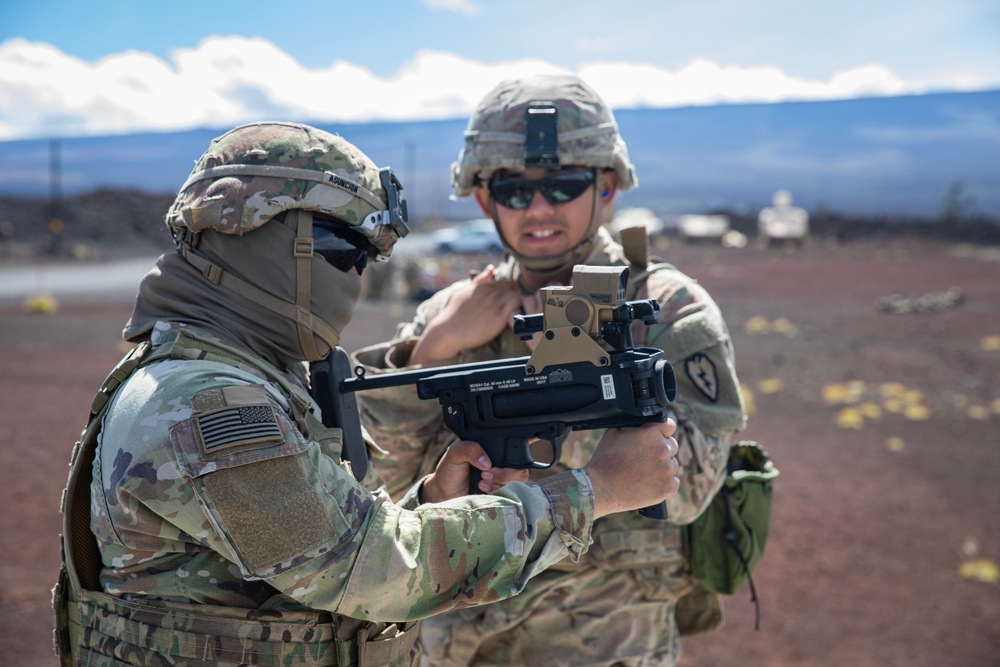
[1,90,997,219]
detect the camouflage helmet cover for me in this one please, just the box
[451,74,638,197]
[166,121,407,258]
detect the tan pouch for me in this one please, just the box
[675,582,725,637]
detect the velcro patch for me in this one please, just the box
[196,404,283,453]
[204,454,338,575]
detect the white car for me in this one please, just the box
[758,190,809,241]
[678,214,731,241]
[432,219,504,254]
[606,207,668,240]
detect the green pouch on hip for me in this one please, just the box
[684,441,778,595]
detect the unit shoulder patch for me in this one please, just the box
[685,353,719,402]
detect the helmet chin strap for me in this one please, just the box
[490,177,604,290]
[289,208,322,361]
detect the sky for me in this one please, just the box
[1,0,999,141]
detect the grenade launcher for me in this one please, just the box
[310,265,677,520]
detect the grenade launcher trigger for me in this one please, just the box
[311,265,677,520]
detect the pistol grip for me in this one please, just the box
[469,467,485,495]
[467,435,536,495]
[639,501,669,521]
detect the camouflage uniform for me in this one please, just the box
[352,75,746,666]
[53,122,604,667]
[353,228,745,667]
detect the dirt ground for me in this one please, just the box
[1,235,998,666]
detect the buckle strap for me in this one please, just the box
[295,236,315,258]
[88,342,152,417]
[202,261,224,284]
[340,622,421,667]
[291,209,320,361]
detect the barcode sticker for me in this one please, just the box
[601,374,616,400]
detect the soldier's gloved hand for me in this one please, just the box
[410,266,523,365]
[420,440,531,503]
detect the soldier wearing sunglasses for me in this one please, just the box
[354,76,747,667]
[53,121,682,666]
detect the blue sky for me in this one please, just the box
[1,0,998,140]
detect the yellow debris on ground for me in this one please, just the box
[820,379,948,424]
[903,404,931,420]
[758,378,783,394]
[958,559,999,584]
[742,316,797,336]
[860,403,883,420]
[837,408,864,429]
[880,382,907,398]
[883,397,905,413]
[744,315,770,334]
[771,318,798,336]
[25,294,58,314]
[846,380,866,401]
[823,383,852,404]
[966,405,989,420]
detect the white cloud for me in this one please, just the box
[579,59,921,107]
[0,36,949,141]
[423,0,481,17]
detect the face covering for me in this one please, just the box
[124,218,361,369]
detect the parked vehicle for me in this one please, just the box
[678,214,731,242]
[758,190,809,245]
[432,218,503,254]
[606,207,668,241]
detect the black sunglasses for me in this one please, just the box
[313,222,372,275]
[489,170,596,210]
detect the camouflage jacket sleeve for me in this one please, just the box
[636,266,746,524]
[94,358,596,624]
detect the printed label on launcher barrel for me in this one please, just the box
[601,375,616,400]
[468,376,545,392]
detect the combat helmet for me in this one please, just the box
[165,121,408,360]
[451,75,637,275]
[167,121,407,256]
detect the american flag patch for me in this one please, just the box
[195,404,283,452]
